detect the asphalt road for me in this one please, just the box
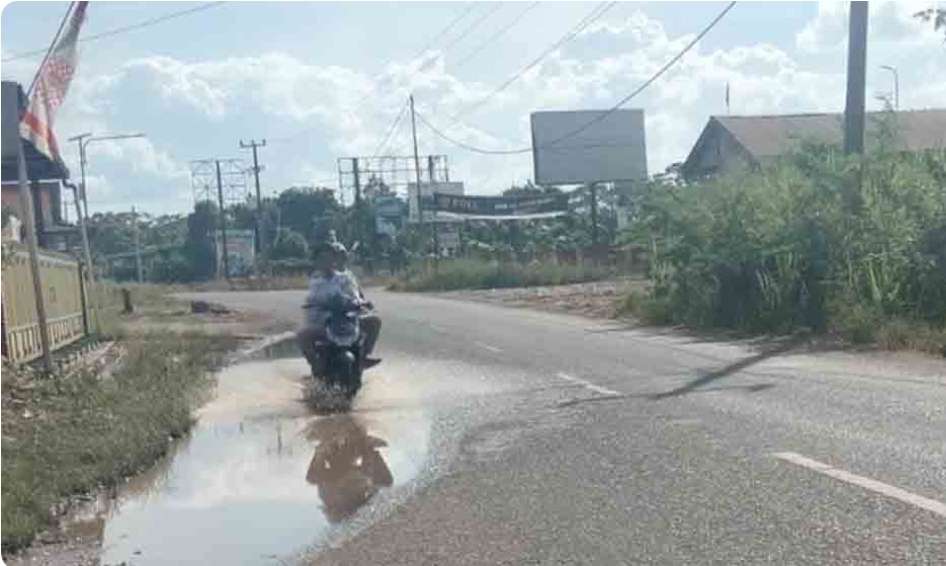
[188,288,946,565]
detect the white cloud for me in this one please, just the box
[796,1,943,53]
[18,2,943,213]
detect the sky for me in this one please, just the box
[2,0,944,216]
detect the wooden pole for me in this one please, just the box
[16,139,53,372]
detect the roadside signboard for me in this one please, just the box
[216,229,255,277]
[431,192,568,219]
[530,109,647,185]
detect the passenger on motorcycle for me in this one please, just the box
[297,237,381,372]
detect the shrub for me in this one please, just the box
[623,143,946,352]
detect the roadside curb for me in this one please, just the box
[235,330,297,359]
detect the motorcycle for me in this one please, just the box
[302,293,372,397]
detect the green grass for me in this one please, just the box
[621,142,946,355]
[1,331,237,552]
[389,259,609,292]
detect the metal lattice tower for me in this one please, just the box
[337,155,449,204]
[190,158,250,207]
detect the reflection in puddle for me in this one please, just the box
[305,415,394,523]
[65,356,429,566]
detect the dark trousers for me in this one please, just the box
[297,313,381,364]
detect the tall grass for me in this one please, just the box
[389,258,609,292]
[625,143,946,353]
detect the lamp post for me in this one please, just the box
[880,65,899,110]
[66,132,146,332]
[67,132,146,279]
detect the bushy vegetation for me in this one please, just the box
[389,258,609,292]
[624,141,946,354]
[1,331,236,551]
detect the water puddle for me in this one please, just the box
[61,345,430,565]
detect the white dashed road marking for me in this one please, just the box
[475,341,503,353]
[773,452,946,518]
[556,372,621,397]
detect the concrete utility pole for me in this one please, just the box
[16,138,53,372]
[132,206,143,283]
[409,94,429,256]
[844,1,869,155]
[239,139,266,253]
[68,132,147,288]
[215,160,230,280]
[67,132,96,286]
[427,155,439,256]
[589,182,600,247]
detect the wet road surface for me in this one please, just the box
[99,289,944,564]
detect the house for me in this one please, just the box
[681,109,946,181]
[1,80,78,251]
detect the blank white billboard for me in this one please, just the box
[530,109,647,185]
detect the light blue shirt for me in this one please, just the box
[304,270,360,327]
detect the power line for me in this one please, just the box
[372,97,410,157]
[267,3,477,145]
[454,2,540,70]
[3,2,225,62]
[417,1,737,156]
[438,3,504,56]
[541,1,737,149]
[449,2,617,123]
[407,3,478,62]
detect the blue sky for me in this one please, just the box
[2,1,944,215]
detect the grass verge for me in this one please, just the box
[389,259,609,292]
[1,330,237,552]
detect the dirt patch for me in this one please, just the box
[439,278,649,320]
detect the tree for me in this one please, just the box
[914,8,946,40]
[270,227,308,260]
[275,186,339,245]
[184,201,218,280]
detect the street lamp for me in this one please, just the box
[66,132,146,282]
[68,132,147,218]
[880,65,899,110]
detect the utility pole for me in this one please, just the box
[215,160,230,280]
[409,94,429,258]
[427,154,439,256]
[843,1,869,155]
[68,133,96,287]
[589,182,599,248]
[239,139,266,253]
[352,157,362,246]
[16,138,53,372]
[132,206,143,283]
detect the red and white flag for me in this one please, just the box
[20,1,89,164]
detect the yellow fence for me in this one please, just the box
[2,244,86,364]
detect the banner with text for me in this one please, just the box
[431,192,568,220]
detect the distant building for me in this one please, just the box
[1,80,77,251]
[681,109,946,181]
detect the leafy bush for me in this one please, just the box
[270,228,309,260]
[625,142,946,352]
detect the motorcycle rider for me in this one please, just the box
[297,233,381,373]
